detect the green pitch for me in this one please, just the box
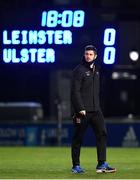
[0,147,140,179]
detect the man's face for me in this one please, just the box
[84,50,97,62]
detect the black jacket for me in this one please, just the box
[71,60,101,113]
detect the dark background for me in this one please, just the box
[0,0,140,121]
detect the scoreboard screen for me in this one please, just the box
[0,7,117,65]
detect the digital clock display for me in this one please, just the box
[41,10,85,27]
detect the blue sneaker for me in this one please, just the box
[71,165,85,173]
[96,162,116,173]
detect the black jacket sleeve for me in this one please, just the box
[71,67,85,113]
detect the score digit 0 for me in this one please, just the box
[103,28,116,64]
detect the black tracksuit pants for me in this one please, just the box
[71,110,107,167]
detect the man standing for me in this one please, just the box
[71,45,116,173]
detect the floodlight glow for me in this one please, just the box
[129,51,139,61]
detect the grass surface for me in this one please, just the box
[0,147,140,179]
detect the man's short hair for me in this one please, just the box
[85,45,97,54]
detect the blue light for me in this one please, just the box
[47,10,58,27]
[41,11,47,27]
[103,28,116,46]
[38,30,46,44]
[12,49,20,63]
[29,49,37,63]
[3,48,55,63]
[61,10,73,27]
[46,31,54,44]
[63,30,72,44]
[21,31,28,44]
[103,47,116,64]
[55,30,63,44]
[46,30,72,44]
[3,30,21,45]
[45,49,55,63]
[3,49,11,63]
[20,48,29,63]
[11,30,20,44]
[73,10,85,27]
[29,31,38,44]
[2,10,85,64]
[57,20,61,24]
[40,10,85,27]
[3,30,11,44]
[37,48,46,63]
[58,14,62,18]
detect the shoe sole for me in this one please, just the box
[71,169,85,173]
[96,169,117,173]
[71,171,85,173]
